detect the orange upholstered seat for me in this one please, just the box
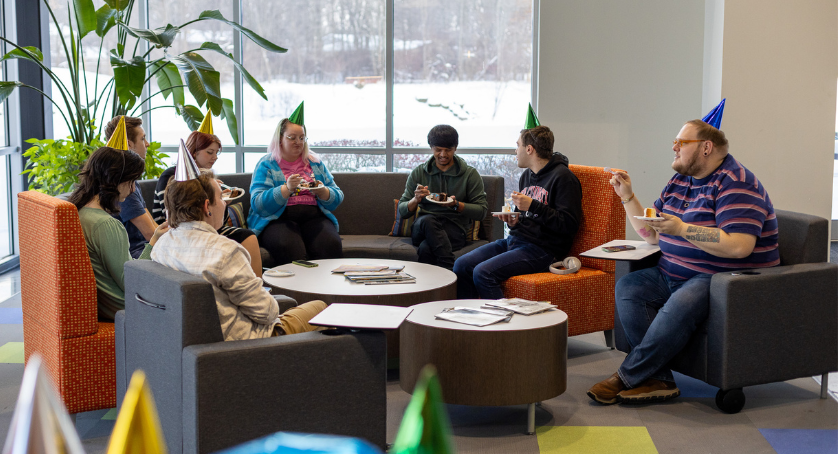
[18,191,116,413]
[501,164,625,337]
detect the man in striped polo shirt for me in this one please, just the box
[587,119,779,405]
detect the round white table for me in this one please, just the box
[262,258,457,306]
[400,299,568,434]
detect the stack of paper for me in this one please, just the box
[332,264,390,273]
[344,271,417,285]
[483,298,555,315]
[434,307,513,326]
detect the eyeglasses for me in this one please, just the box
[284,135,307,143]
[673,139,705,148]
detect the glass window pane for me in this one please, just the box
[394,0,532,148]
[48,1,139,142]
[395,153,521,199]
[213,152,238,176]
[148,1,235,146]
[0,156,10,258]
[241,0,386,147]
[245,152,269,173]
[318,154,386,172]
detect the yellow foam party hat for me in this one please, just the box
[197,110,214,134]
[2,354,86,454]
[106,370,167,454]
[106,116,130,151]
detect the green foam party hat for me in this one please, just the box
[288,101,304,126]
[525,103,540,129]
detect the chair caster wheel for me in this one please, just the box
[715,388,745,414]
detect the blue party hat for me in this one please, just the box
[702,98,725,129]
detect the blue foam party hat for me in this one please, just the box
[702,98,725,129]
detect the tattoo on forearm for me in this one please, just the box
[684,225,720,243]
[638,226,651,238]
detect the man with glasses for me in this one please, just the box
[587,118,779,405]
[453,125,583,298]
[398,125,488,270]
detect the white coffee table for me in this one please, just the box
[262,258,457,306]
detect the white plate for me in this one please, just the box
[634,216,664,221]
[296,184,325,191]
[424,196,454,204]
[221,187,245,202]
[264,269,295,277]
[491,211,519,216]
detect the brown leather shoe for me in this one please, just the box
[618,378,680,403]
[587,372,625,405]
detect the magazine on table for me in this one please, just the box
[434,307,513,327]
[483,298,555,315]
[331,264,406,273]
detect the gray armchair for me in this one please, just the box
[614,209,838,413]
[115,260,387,453]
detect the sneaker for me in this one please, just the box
[587,372,625,405]
[618,378,680,403]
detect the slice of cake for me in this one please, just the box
[644,208,656,218]
[430,192,448,202]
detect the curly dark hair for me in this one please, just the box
[427,125,458,149]
[69,147,145,213]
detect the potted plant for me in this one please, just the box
[0,0,286,194]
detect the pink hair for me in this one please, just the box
[268,118,319,164]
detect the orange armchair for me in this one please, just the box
[502,165,625,339]
[18,191,116,414]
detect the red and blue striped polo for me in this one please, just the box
[653,153,780,280]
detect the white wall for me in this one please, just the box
[720,0,837,221]
[537,0,707,239]
[537,0,837,239]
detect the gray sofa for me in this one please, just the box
[115,260,387,453]
[138,172,504,267]
[613,209,838,413]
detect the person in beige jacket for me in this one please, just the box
[152,170,326,341]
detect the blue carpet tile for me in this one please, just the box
[759,429,838,454]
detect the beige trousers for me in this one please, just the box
[273,300,328,335]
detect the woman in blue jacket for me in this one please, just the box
[248,111,344,265]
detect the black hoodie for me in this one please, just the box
[509,152,583,259]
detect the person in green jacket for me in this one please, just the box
[68,147,170,321]
[398,125,488,269]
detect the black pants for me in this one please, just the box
[260,205,343,265]
[411,214,466,270]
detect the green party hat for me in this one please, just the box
[525,103,540,129]
[288,101,304,126]
[391,365,454,454]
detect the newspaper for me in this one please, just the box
[434,307,513,327]
[483,298,555,315]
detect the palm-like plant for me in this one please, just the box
[0,0,286,145]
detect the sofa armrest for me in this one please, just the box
[115,310,127,409]
[704,262,838,389]
[182,330,387,453]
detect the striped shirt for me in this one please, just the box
[653,153,779,280]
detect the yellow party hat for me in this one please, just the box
[106,116,130,151]
[197,110,214,134]
[106,371,167,454]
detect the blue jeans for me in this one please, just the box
[453,237,555,299]
[616,267,712,388]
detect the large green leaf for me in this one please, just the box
[194,10,287,53]
[123,23,180,48]
[219,98,239,144]
[103,0,130,11]
[180,104,204,131]
[0,81,24,105]
[150,61,184,107]
[111,54,146,108]
[0,46,44,63]
[193,43,267,100]
[170,52,222,113]
[95,4,118,37]
[73,0,97,39]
